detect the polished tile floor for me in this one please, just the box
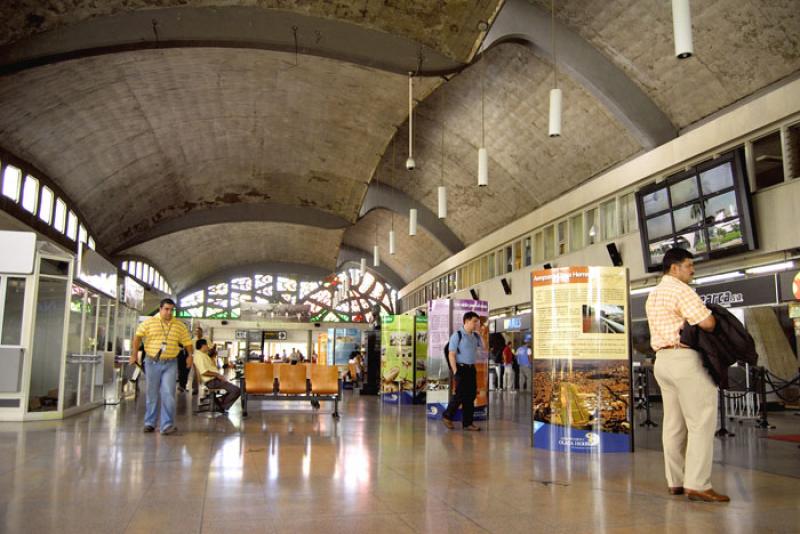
[1,389,798,534]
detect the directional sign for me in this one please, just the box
[264,331,288,341]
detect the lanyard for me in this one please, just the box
[158,319,173,344]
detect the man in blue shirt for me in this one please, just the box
[442,311,483,431]
[516,334,532,391]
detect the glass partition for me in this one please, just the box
[1,278,26,345]
[28,275,68,412]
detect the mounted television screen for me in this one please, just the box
[636,150,756,272]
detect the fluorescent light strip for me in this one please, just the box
[693,271,744,285]
[630,286,655,296]
[744,261,795,275]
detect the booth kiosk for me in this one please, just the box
[426,299,490,420]
[0,231,123,421]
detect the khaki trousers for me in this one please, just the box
[653,348,718,491]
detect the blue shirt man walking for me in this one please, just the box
[442,311,483,431]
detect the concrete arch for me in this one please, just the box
[336,245,405,290]
[0,6,468,76]
[480,0,676,149]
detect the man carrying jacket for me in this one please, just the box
[645,248,729,503]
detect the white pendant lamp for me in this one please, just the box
[548,0,562,138]
[389,229,396,255]
[405,73,416,171]
[437,186,447,219]
[373,245,380,267]
[344,273,350,295]
[548,88,562,138]
[672,0,694,59]
[438,90,448,219]
[409,208,418,235]
[478,56,488,187]
[360,257,366,276]
[389,136,397,254]
[478,147,488,187]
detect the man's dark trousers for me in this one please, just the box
[177,350,189,390]
[444,364,477,427]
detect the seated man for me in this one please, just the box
[194,339,240,412]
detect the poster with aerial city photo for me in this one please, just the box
[531,266,633,453]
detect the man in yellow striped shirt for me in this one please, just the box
[131,298,193,434]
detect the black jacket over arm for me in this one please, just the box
[679,304,759,387]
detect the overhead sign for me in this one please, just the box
[235,330,248,340]
[695,274,777,308]
[263,330,288,341]
[778,269,800,302]
[77,245,118,298]
[0,231,36,274]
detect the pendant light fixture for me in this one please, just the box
[478,55,489,187]
[671,0,693,59]
[438,89,447,219]
[389,136,397,255]
[409,208,418,236]
[548,0,562,138]
[360,257,366,276]
[373,222,380,267]
[405,73,416,171]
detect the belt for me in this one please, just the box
[456,363,475,367]
[658,344,690,351]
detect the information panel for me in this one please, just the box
[381,315,414,404]
[531,266,633,453]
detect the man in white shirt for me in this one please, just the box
[194,339,240,412]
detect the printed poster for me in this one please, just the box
[381,315,414,404]
[531,266,633,453]
[426,299,489,420]
[414,316,428,404]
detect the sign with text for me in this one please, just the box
[695,274,777,308]
[263,330,288,341]
[532,266,633,453]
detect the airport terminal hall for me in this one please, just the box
[2,1,800,533]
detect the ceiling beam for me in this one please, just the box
[0,6,464,77]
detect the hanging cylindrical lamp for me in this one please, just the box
[409,208,418,235]
[672,0,693,59]
[478,147,488,187]
[373,245,380,267]
[438,90,447,219]
[344,273,350,295]
[548,0,562,138]
[360,257,366,276]
[437,186,447,219]
[548,88,562,137]
[405,73,416,171]
[478,55,489,187]
[389,229,396,255]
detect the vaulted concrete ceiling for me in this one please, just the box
[375,42,641,246]
[529,0,800,129]
[1,0,798,295]
[121,222,344,293]
[0,47,438,251]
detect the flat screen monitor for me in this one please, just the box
[636,150,756,272]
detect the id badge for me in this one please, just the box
[160,342,167,352]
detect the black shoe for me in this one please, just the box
[143,425,155,433]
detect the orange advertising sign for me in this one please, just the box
[532,266,590,287]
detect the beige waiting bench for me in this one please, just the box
[241,362,342,418]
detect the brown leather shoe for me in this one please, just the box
[463,425,481,431]
[668,487,684,495]
[442,417,454,429]
[686,489,730,502]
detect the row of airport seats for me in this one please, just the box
[242,362,342,418]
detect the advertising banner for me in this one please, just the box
[531,266,633,453]
[426,299,490,420]
[381,315,414,404]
